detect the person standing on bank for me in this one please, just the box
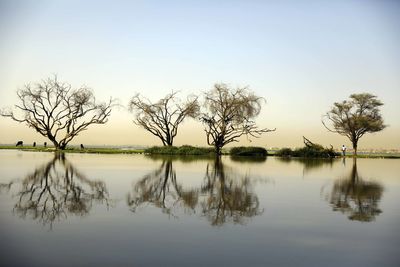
[342,145,346,156]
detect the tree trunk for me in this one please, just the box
[352,142,358,157]
[215,145,222,155]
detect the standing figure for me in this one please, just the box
[33,142,36,147]
[44,142,47,148]
[342,145,346,156]
[80,144,85,149]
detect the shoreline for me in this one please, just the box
[1,145,399,159]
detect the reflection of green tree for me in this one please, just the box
[127,160,198,216]
[128,158,263,226]
[1,153,109,228]
[329,160,383,222]
[201,158,262,226]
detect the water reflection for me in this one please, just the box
[328,159,384,222]
[1,153,110,228]
[230,155,267,163]
[127,160,198,216]
[277,157,335,174]
[128,157,263,226]
[201,158,263,226]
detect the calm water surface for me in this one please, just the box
[0,150,399,267]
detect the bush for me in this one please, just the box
[276,145,339,158]
[230,146,267,156]
[293,146,338,158]
[275,148,293,157]
[144,145,214,155]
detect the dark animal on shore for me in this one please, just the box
[33,142,36,147]
[80,144,85,149]
[16,141,23,146]
[44,142,47,148]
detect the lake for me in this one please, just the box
[0,150,399,267]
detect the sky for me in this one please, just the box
[0,0,399,149]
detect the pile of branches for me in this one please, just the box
[276,137,339,158]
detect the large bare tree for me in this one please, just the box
[1,76,114,150]
[129,92,199,146]
[201,83,275,155]
[322,93,386,156]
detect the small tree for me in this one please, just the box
[201,83,274,155]
[1,76,114,150]
[129,92,199,146]
[322,93,386,156]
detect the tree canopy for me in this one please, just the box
[129,92,199,146]
[1,76,114,149]
[201,83,274,154]
[322,93,386,155]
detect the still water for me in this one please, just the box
[0,150,399,267]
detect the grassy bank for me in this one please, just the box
[0,145,144,154]
[144,145,214,155]
[1,145,399,158]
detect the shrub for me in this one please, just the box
[275,148,293,157]
[230,146,267,156]
[276,145,339,158]
[144,145,214,155]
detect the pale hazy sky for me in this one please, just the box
[0,0,399,149]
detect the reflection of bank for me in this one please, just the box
[0,153,110,228]
[276,157,335,176]
[327,159,384,222]
[127,157,263,226]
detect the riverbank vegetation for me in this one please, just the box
[276,137,340,158]
[229,146,267,156]
[144,145,214,155]
[0,144,399,158]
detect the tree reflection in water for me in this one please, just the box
[127,160,198,216]
[1,153,110,228]
[201,157,262,226]
[328,159,383,222]
[127,157,263,226]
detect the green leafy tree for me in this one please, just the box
[322,93,386,156]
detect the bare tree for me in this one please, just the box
[201,83,275,155]
[322,93,386,156]
[129,92,199,146]
[1,76,114,150]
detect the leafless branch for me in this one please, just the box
[1,75,115,149]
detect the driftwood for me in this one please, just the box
[302,136,338,158]
[303,136,314,148]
